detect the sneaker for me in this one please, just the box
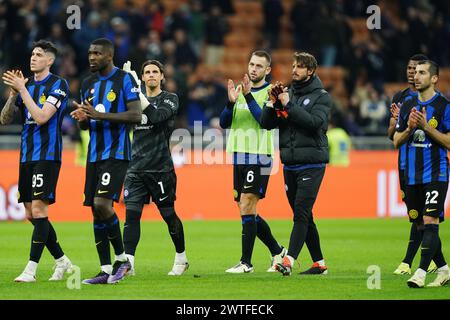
[276,256,292,276]
[168,261,189,276]
[127,268,135,276]
[394,262,411,275]
[427,261,438,273]
[107,260,132,284]
[49,256,73,281]
[300,262,328,275]
[225,262,254,274]
[407,270,426,288]
[82,271,110,285]
[14,272,36,283]
[267,247,287,272]
[426,268,450,287]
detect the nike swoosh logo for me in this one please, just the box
[32,240,44,244]
[302,178,311,181]
[97,190,108,194]
[96,241,102,246]
[33,191,44,196]
[159,196,168,201]
[426,208,437,212]
[243,186,252,189]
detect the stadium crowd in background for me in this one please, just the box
[1,0,450,138]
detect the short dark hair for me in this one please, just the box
[293,52,318,73]
[417,60,439,76]
[32,40,57,56]
[409,54,428,62]
[91,38,114,55]
[140,60,164,75]
[251,50,271,65]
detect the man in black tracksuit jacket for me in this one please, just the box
[261,52,331,276]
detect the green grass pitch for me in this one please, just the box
[0,218,449,300]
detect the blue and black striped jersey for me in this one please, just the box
[80,67,139,163]
[396,92,450,185]
[15,73,69,163]
[392,88,418,171]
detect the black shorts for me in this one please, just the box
[233,164,271,202]
[18,161,61,205]
[83,159,129,206]
[405,181,447,223]
[124,171,177,210]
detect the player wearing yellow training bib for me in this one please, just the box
[219,51,286,274]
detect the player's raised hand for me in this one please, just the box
[70,101,88,122]
[123,60,141,88]
[390,103,400,120]
[271,82,284,97]
[242,74,251,95]
[278,86,289,106]
[7,70,22,96]
[227,79,241,103]
[407,108,420,129]
[2,70,28,93]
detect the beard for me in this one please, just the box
[250,73,265,84]
[416,82,430,92]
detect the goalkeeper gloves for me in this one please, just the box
[123,60,150,111]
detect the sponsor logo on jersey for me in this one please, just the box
[53,88,67,97]
[164,99,176,109]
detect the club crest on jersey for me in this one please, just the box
[39,94,46,104]
[428,117,438,129]
[303,98,310,105]
[107,90,116,102]
[408,209,419,219]
[141,114,148,124]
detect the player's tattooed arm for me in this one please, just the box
[1,70,22,125]
[0,92,18,125]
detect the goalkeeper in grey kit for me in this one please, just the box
[122,60,189,275]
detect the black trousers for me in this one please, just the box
[283,167,326,260]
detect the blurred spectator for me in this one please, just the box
[313,4,339,66]
[204,5,229,66]
[173,29,198,68]
[106,16,131,67]
[262,0,284,49]
[290,0,315,51]
[358,85,389,135]
[188,0,205,57]
[72,11,106,70]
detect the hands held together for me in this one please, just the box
[407,107,428,130]
[71,99,102,122]
[268,81,288,106]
